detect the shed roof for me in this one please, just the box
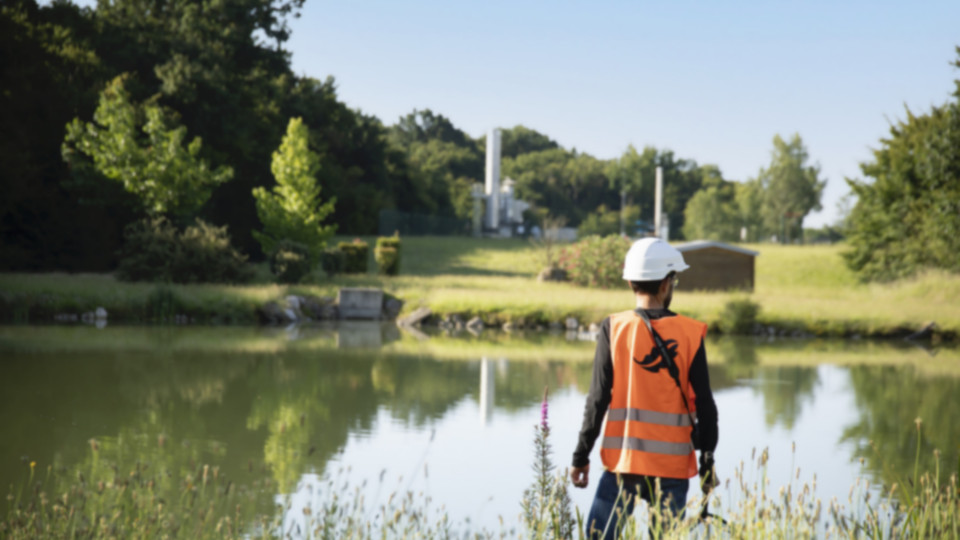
[673,240,759,257]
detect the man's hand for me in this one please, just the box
[699,451,718,494]
[570,464,590,488]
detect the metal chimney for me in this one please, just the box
[484,129,501,230]
[654,166,663,239]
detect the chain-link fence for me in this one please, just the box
[378,209,472,236]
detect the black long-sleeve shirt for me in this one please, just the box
[572,309,718,468]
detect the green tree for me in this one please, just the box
[600,145,706,239]
[496,125,559,159]
[843,49,960,281]
[754,134,826,244]
[63,75,233,220]
[654,152,706,239]
[3,0,421,267]
[682,166,740,241]
[252,117,336,262]
[564,153,609,213]
[386,109,484,221]
[405,139,482,218]
[505,148,575,223]
[504,148,617,227]
[735,179,766,242]
[578,204,640,237]
[0,0,124,271]
[389,108,478,150]
[605,144,656,233]
[90,0,308,249]
[605,144,645,197]
[604,145,651,235]
[288,78,423,235]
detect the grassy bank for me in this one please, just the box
[2,238,959,340]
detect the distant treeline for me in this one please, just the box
[1,1,957,282]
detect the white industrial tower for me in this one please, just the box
[484,128,501,230]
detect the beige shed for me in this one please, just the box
[674,240,759,292]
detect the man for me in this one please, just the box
[570,237,719,539]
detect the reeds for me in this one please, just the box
[1,435,510,539]
[3,423,958,539]
[3,455,267,538]
[582,424,959,539]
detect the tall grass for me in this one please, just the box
[1,440,509,539]
[531,429,959,539]
[4,418,958,539]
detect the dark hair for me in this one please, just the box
[629,271,676,296]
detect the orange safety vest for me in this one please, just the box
[599,310,707,479]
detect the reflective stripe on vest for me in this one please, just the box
[599,310,707,479]
[601,436,694,456]
[606,408,697,427]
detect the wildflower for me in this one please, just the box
[30,461,36,470]
[540,387,549,430]
[523,385,574,539]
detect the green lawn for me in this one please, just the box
[2,237,959,338]
[359,237,960,338]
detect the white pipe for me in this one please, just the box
[654,166,663,239]
[484,129,501,230]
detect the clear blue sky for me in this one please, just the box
[284,0,959,227]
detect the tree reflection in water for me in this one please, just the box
[1,326,958,530]
[842,363,960,490]
[0,328,594,514]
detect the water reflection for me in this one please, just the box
[0,326,958,531]
[842,364,960,488]
[479,358,496,425]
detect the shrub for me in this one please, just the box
[116,217,180,282]
[718,296,761,334]
[374,235,401,275]
[375,247,399,275]
[338,239,369,274]
[116,217,250,283]
[320,247,345,276]
[270,240,311,284]
[557,235,631,289]
[174,220,251,284]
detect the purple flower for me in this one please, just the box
[540,387,549,429]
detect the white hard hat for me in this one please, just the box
[622,238,690,281]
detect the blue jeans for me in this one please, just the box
[585,470,689,540]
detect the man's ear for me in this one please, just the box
[658,277,671,296]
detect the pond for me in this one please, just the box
[1,324,958,535]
